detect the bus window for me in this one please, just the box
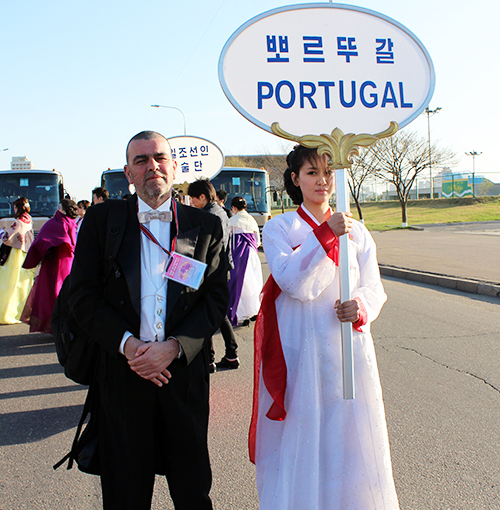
[101,170,133,199]
[0,171,62,219]
[210,170,269,214]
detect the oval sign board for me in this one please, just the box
[168,136,225,184]
[219,3,435,135]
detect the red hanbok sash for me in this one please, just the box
[249,205,338,463]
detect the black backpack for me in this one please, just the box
[52,200,127,474]
[51,276,99,386]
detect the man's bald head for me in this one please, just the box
[126,131,170,165]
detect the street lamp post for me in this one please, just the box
[151,105,187,135]
[1,148,9,167]
[425,106,441,199]
[465,150,482,198]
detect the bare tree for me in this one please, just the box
[477,179,494,196]
[225,148,291,213]
[224,156,247,167]
[347,149,376,223]
[257,153,289,213]
[362,130,456,226]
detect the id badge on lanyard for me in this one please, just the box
[139,201,207,290]
[164,253,207,290]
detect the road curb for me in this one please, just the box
[379,265,500,299]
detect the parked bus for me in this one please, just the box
[0,169,65,233]
[101,168,134,199]
[210,167,271,228]
[100,166,272,228]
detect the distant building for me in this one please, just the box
[379,169,498,200]
[441,171,492,198]
[11,156,34,171]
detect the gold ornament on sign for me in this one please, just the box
[174,182,190,195]
[271,121,399,169]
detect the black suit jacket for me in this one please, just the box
[68,195,230,364]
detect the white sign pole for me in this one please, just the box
[335,168,354,400]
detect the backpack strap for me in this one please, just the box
[53,384,94,471]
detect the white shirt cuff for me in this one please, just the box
[119,331,134,355]
[167,336,183,359]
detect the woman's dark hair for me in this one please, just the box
[284,145,322,205]
[13,197,30,218]
[59,199,79,219]
[77,199,90,210]
[231,196,247,211]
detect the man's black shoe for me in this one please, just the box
[216,357,240,370]
[209,363,216,373]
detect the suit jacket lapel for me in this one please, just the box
[166,202,200,319]
[119,195,141,317]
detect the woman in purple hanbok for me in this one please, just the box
[227,196,263,326]
[21,198,78,333]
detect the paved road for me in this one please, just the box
[374,278,500,510]
[1,278,499,510]
[372,221,500,298]
[372,221,500,284]
[1,225,499,509]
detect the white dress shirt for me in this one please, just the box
[119,197,172,354]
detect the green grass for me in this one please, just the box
[272,196,500,231]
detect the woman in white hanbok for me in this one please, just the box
[251,146,399,510]
[227,196,263,326]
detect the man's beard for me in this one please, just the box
[141,174,170,199]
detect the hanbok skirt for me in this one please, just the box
[228,232,263,325]
[237,248,263,321]
[0,248,35,324]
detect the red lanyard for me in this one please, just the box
[138,200,179,256]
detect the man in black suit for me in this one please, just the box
[215,189,233,218]
[188,179,239,372]
[68,131,229,509]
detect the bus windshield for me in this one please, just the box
[0,172,62,219]
[102,171,132,199]
[210,169,269,214]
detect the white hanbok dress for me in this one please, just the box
[255,206,399,510]
[228,210,263,323]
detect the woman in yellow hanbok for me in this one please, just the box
[0,197,35,324]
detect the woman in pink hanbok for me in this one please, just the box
[21,198,78,333]
[0,197,35,324]
[251,145,399,510]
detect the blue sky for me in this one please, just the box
[1,0,498,199]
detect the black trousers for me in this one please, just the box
[209,314,238,363]
[97,350,212,510]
